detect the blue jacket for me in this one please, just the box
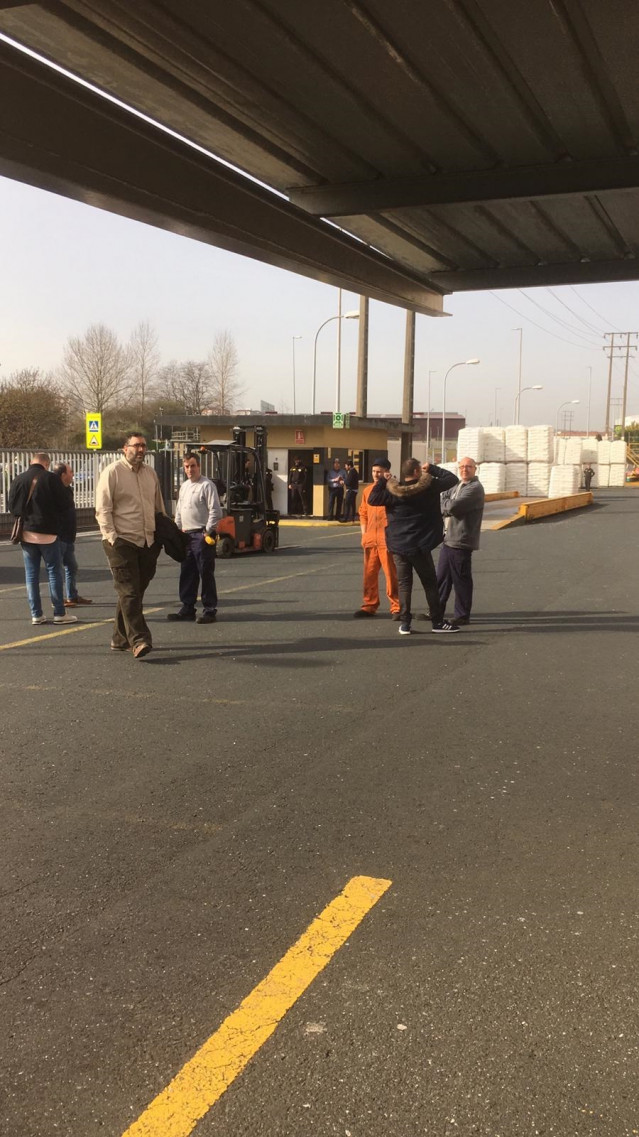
[368,466,458,554]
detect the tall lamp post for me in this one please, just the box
[513,384,543,424]
[442,358,480,462]
[426,369,436,459]
[556,399,580,433]
[586,365,592,435]
[513,327,523,423]
[312,310,359,414]
[291,335,301,415]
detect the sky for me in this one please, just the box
[2,172,639,433]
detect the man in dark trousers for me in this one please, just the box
[288,458,306,515]
[53,462,92,607]
[327,458,344,520]
[8,451,78,626]
[168,451,223,624]
[369,457,459,636]
[583,464,595,491]
[342,458,360,522]
[437,456,485,627]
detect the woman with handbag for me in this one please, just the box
[8,451,79,626]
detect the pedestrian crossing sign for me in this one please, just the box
[85,413,102,449]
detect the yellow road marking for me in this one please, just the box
[0,608,164,652]
[219,560,341,595]
[0,583,28,594]
[122,874,392,1137]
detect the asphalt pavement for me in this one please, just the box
[1,493,638,1137]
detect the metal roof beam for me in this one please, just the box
[431,258,639,292]
[288,156,639,217]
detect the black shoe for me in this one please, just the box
[167,610,196,621]
[431,621,461,634]
[353,609,376,618]
[451,616,470,626]
[196,612,217,624]
[391,612,402,621]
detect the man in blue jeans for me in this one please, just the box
[53,462,92,608]
[167,452,223,624]
[8,451,79,626]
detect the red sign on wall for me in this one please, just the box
[295,429,305,444]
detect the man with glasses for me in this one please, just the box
[96,432,165,658]
[436,456,485,628]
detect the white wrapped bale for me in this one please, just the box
[610,440,627,463]
[527,462,551,497]
[478,462,505,493]
[528,425,554,463]
[441,462,458,474]
[456,428,483,463]
[505,425,528,462]
[597,439,611,464]
[609,464,626,486]
[480,427,505,463]
[505,462,528,493]
[548,464,580,497]
[598,464,610,487]
[581,438,598,463]
[554,437,567,464]
[564,437,584,464]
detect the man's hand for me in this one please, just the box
[383,470,392,480]
[421,462,430,473]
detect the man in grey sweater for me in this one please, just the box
[436,457,485,627]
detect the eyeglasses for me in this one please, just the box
[459,464,475,469]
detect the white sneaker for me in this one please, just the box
[53,613,79,624]
[32,615,47,625]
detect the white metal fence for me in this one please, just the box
[0,449,155,512]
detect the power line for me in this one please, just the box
[489,291,599,349]
[517,290,601,345]
[567,286,623,334]
[545,287,606,336]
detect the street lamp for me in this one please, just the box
[556,399,580,433]
[442,359,480,461]
[292,335,302,415]
[513,384,543,424]
[312,311,359,414]
[426,369,436,459]
[513,327,523,423]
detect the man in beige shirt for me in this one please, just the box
[95,432,165,658]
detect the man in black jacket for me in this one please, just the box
[8,451,78,626]
[368,457,460,636]
[342,459,360,522]
[53,462,92,607]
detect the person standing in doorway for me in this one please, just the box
[327,458,344,520]
[167,451,222,624]
[342,459,360,522]
[354,458,400,619]
[437,457,485,627]
[53,462,92,608]
[95,432,165,658]
[9,451,79,626]
[288,458,307,515]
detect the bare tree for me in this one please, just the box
[129,320,160,419]
[60,323,131,413]
[157,359,212,415]
[208,330,242,414]
[0,368,67,447]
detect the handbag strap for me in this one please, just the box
[20,476,38,517]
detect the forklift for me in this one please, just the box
[198,425,279,557]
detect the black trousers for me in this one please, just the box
[290,485,306,514]
[327,486,344,519]
[395,548,444,626]
[103,538,160,648]
[179,531,217,614]
[343,488,358,521]
[436,544,473,621]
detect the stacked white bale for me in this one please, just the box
[478,463,506,493]
[609,465,626,486]
[505,462,528,493]
[581,438,598,463]
[480,427,505,462]
[456,428,484,463]
[527,462,551,497]
[564,437,584,464]
[610,440,627,463]
[597,439,611,464]
[528,425,554,463]
[441,462,458,475]
[598,464,611,487]
[554,436,567,464]
[548,465,580,497]
[504,425,528,462]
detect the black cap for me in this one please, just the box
[372,457,391,469]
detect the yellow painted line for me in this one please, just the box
[0,583,28,595]
[0,608,164,652]
[122,874,392,1137]
[219,560,341,596]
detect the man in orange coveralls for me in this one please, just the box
[353,457,400,620]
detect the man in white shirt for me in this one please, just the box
[95,432,165,658]
[167,451,223,624]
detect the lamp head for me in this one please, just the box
[344,310,360,320]
[466,358,480,365]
